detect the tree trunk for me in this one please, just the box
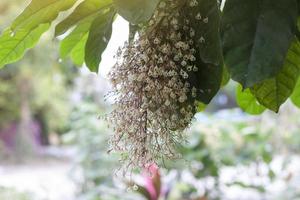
[15,75,36,160]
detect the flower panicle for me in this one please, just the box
[107,0,204,169]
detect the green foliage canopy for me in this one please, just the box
[0,0,300,114]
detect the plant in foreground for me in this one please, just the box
[107,0,211,168]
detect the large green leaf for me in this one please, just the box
[222,0,298,88]
[193,0,223,66]
[251,40,300,112]
[85,9,115,72]
[0,24,50,68]
[187,0,223,104]
[11,0,76,31]
[55,0,112,36]
[59,16,95,59]
[291,77,300,108]
[189,61,223,104]
[113,0,159,24]
[236,85,266,115]
[70,34,88,66]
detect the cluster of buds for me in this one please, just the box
[107,0,206,168]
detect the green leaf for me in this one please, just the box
[59,16,95,59]
[222,0,298,87]
[55,0,112,36]
[70,34,88,66]
[221,65,230,87]
[187,0,223,104]
[291,78,300,108]
[0,24,50,68]
[113,0,159,24]
[192,0,223,66]
[11,0,77,31]
[189,61,223,104]
[197,102,207,112]
[85,9,115,72]
[236,85,266,115]
[251,39,300,112]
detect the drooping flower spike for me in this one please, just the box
[108,0,207,168]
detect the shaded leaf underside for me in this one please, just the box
[55,0,112,36]
[188,0,223,104]
[11,0,76,31]
[222,0,298,88]
[113,0,160,24]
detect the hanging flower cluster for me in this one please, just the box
[108,0,206,168]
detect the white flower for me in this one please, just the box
[189,0,198,7]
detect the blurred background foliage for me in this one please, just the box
[0,1,300,200]
[0,0,77,156]
[0,187,31,200]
